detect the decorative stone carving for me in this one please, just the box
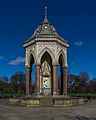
[42,61,51,76]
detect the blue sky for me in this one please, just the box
[0,0,96,79]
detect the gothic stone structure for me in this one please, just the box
[23,8,69,96]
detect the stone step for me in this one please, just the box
[40,98,53,107]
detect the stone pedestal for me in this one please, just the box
[35,64,40,95]
[63,67,67,95]
[53,64,58,95]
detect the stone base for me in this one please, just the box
[9,99,21,105]
[53,92,59,96]
[9,96,84,107]
[25,94,32,97]
[63,92,68,96]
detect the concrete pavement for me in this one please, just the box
[0,99,96,120]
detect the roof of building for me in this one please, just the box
[24,7,67,43]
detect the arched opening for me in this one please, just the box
[40,52,53,95]
[58,54,64,95]
[38,47,55,64]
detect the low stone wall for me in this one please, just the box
[54,99,72,106]
[53,97,84,106]
[21,99,39,106]
[78,98,84,104]
[9,98,21,105]
[9,97,84,107]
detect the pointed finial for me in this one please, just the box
[45,6,47,19]
[43,6,49,24]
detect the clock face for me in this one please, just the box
[43,79,49,88]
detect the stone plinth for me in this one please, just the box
[9,96,84,107]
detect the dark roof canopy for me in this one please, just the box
[24,7,67,43]
[32,7,58,37]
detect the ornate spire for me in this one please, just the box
[43,6,49,24]
[45,6,47,19]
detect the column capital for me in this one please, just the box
[35,63,40,66]
[62,65,68,70]
[25,65,30,69]
[52,62,58,66]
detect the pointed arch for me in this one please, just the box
[57,50,65,66]
[37,47,55,64]
[28,50,35,65]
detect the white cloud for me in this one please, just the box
[0,56,4,60]
[74,41,83,47]
[8,57,25,65]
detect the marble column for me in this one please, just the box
[35,64,40,95]
[29,68,32,94]
[53,64,58,95]
[26,66,31,95]
[60,68,63,95]
[63,66,68,95]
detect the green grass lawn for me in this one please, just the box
[68,93,96,98]
[0,93,96,99]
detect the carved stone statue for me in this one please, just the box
[42,61,51,76]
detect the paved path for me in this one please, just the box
[0,99,96,120]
